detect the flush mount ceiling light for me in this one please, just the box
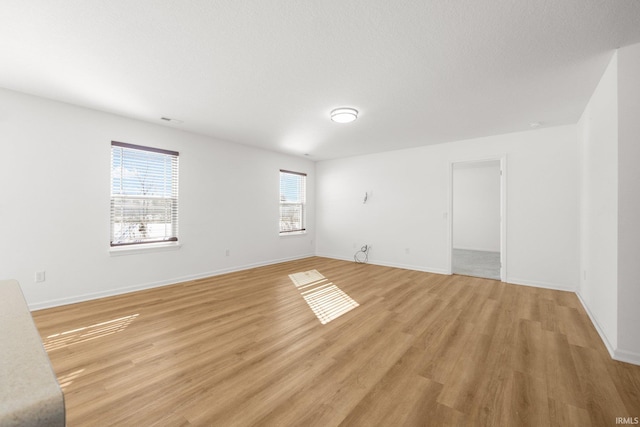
[330,107,358,123]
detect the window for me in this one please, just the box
[110,141,179,247]
[279,170,306,234]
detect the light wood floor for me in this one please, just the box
[33,257,640,426]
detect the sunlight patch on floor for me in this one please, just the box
[289,270,359,324]
[57,368,85,390]
[43,314,139,351]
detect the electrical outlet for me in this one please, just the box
[405,248,410,255]
[35,271,46,283]
[225,249,230,256]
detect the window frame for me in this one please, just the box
[110,141,180,249]
[279,169,307,235]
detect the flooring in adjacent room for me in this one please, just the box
[452,248,501,280]
[33,257,640,426]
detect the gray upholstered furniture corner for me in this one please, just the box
[0,280,65,427]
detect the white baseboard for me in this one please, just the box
[506,277,577,292]
[575,291,617,358]
[613,348,640,366]
[29,253,314,311]
[369,259,449,275]
[315,253,449,275]
[317,253,578,289]
[576,292,640,366]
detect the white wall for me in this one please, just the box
[577,52,619,351]
[452,161,500,252]
[577,43,640,365]
[0,88,315,309]
[316,125,579,290]
[617,43,640,361]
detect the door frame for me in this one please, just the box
[447,155,507,281]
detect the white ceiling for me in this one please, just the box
[1,1,640,160]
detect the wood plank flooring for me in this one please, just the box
[32,257,640,426]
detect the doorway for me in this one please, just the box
[450,158,505,281]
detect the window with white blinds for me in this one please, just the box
[110,141,179,247]
[279,170,306,234]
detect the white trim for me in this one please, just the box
[448,155,507,281]
[446,163,453,275]
[576,291,616,358]
[576,292,640,366]
[613,348,640,366]
[279,231,307,237]
[109,242,182,256]
[29,253,314,311]
[315,253,449,275]
[369,260,449,275]
[499,156,508,282]
[317,254,582,289]
[507,277,577,292]
[317,253,576,289]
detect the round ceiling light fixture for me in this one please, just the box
[330,107,358,123]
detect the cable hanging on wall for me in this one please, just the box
[354,244,370,264]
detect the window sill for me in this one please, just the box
[279,231,307,237]
[109,242,182,256]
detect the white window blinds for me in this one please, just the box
[110,141,179,246]
[279,170,306,233]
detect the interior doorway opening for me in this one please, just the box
[450,158,505,281]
